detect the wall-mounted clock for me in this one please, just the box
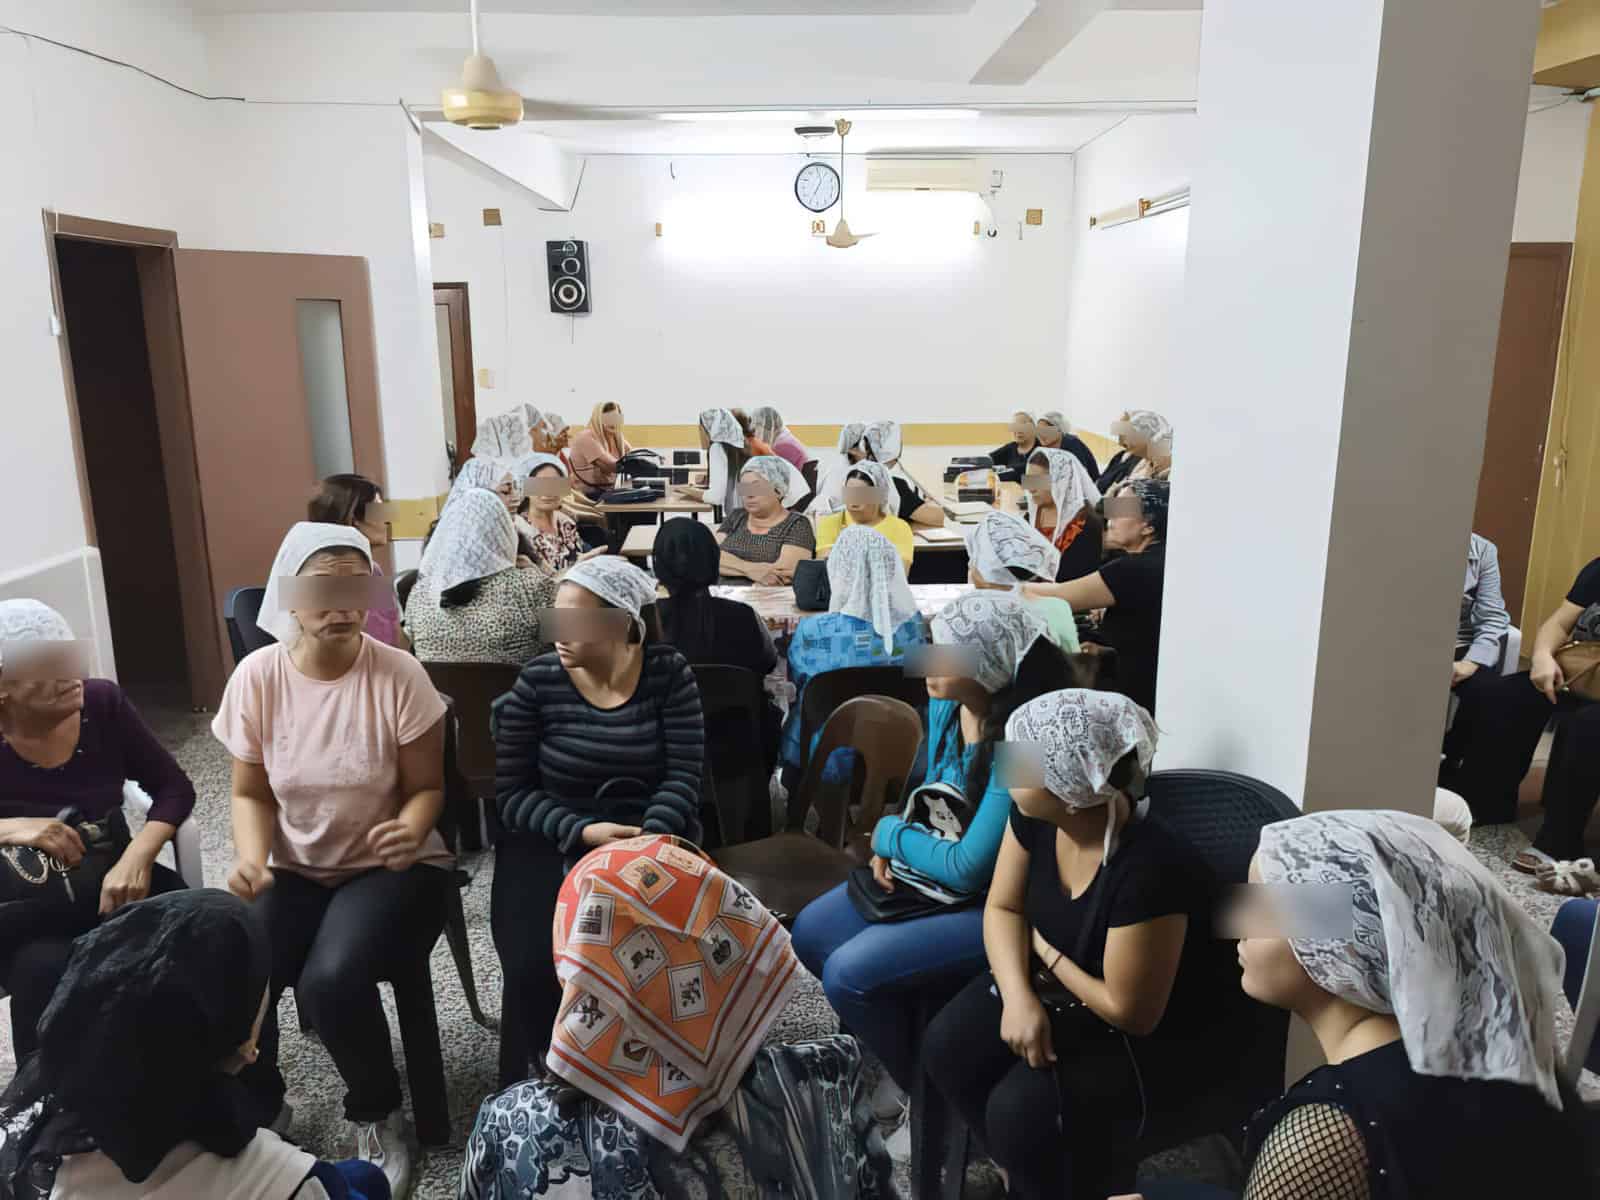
[795,162,841,213]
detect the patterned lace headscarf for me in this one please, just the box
[1025,447,1100,532]
[809,423,870,515]
[256,522,373,645]
[563,557,658,640]
[472,411,533,459]
[444,458,520,515]
[966,510,1060,587]
[740,456,808,508]
[827,526,919,651]
[842,461,900,518]
[418,488,518,599]
[1257,810,1566,1109]
[930,592,1045,694]
[1006,689,1157,810]
[0,600,75,677]
[749,407,785,444]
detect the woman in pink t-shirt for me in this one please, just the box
[213,522,450,1199]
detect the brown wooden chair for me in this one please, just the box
[797,665,928,777]
[420,661,520,851]
[714,695,922,924]
[691,664,769,847]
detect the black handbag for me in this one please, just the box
[847,783,983,923]
[792,558,830,610]
[0,808,131,945]
[563,778,651,872]
[847,865,981,923]
[616,449,664,479]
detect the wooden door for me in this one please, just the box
[1474,242,1571,615]
[174,250,390,687]
[434,282,476,472]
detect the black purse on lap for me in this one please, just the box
[0,808,130,945]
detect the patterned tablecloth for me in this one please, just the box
[709,582,969,638]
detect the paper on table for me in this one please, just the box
[918,526,967,543]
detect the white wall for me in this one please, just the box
[1060,114,1195,438]
[421,144,1074,428]
[1512,98,1591,243]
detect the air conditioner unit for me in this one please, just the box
[865,158,982,193]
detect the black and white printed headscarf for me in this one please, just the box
[1257,810,1566,1108]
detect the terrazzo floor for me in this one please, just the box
[1,703,1593,1199]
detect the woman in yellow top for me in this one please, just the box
[815,460,915,570]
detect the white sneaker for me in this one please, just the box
[350,1111,413,1200]
[869,1072,907,1125]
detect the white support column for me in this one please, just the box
[1157,0,1543,812]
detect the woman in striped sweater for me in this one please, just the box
[490,556,705,1087]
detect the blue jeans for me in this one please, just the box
[791,882,988,1088]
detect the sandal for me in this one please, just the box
[1535,858,1600,896]
[1513,847,1556,875]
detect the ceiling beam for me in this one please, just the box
[424,122,583,209]
[970,0,1112,85]
[1535,0,1600,89]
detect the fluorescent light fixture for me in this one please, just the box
[838,108,981,121]
[657,110,810,122]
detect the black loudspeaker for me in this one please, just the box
[546,239,591,315]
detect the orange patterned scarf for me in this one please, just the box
[547,835,800,1151]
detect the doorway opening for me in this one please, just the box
[434,282,477,474]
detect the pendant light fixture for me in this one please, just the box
[442,0,524,130]
[826,118,876,248]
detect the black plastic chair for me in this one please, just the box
[420,661,520,852]
[394,569,420,614]
[910,768,1300,1199]
[692,664,770,846]
[223,586,274,667]
[797,665,929,777]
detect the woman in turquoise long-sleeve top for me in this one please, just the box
[791,592,1074,1097]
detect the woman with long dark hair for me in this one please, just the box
[307,473,404,648]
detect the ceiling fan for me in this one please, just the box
[441,0,524,130]
[826,118,876,249]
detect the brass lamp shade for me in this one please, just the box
[442,54,523,130]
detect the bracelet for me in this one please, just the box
[1048,948,1063,972]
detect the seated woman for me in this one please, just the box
[751,404,811,472]
[1449,554,1600,863]
[732,407,774,458]
[532,409,571,456]
[809,422,868,515]
[792,593,1072,1102]
[1095,412,1142,493]
[782,525,928,779]
[568,402,632,499]
[1126,411,1173,482]
[926,690,1229,1200]
[462,836,891,1200]
[815,461,915,570]
[1025,479,1170,714]
[491,557,705,1087]
[406,487,557,665]
[0,600,193,1062]
[654,518,782,781]
[0,890,390,1199]
[307,473,404,648]
[1021,447,1104,583]
[215,522,454,1197]
[472,410,533,460]
[425,458,530,556]
[863,420,944,527]
[988,410,1040,483]
[965,510,1079,652]
[717,457,816,585]
[1034,409,1099,480]
[513,453,594,573]
[694,407,752,515]
[1133,810,1585,1200]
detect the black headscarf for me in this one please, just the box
[0,889,271,1186]
[653,518,721,660]
[1126,478,1170,542]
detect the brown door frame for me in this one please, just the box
[42,211,226,709]
[434,282,477,472]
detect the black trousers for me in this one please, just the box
[0,863,184,1061]
[490,836,569,1088]
[1441,669,1561,825]
[241,864,451,1123]
[925,973,1171,1200]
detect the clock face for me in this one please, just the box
[795,162,841,213]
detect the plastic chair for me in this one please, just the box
[713,695,921,924]
[223,586,274,667]
[797,665,928,777]
[394,569,420,614]
[691,664,769,846]
[910,768,1300,1200]
[420,661,520,852]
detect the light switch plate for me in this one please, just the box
[477,368,495,388]
[428,222,445,238]
[482,208,502,226]
[1026,209,1043,226]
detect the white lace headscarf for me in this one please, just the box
[966,511,1060,587]
[1124,410,1174,454]
[538,410,568,439]
[839,460,900,518]
[1025,447,1100,531]
[809,423,869,515]
[418,488,518,600]
[863,420,903,466]
[1006,689,1157,810]
[1036,410,1070,439]
[563,557,658,640]
[827,526,919,651]
[930,592,1045,695]
[740,455,808,508]
[1257,810,1566,1110]
[444,458,520,516]
[472,411,533,459]
[515,451,569,481]
[256,522,373,645]
[0,600,74,676]
[749,406,784,444]
[701,408,746,513]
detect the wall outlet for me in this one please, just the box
[477,368,495,388]
[482,208,502,226]
[1026,209,1043,226]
